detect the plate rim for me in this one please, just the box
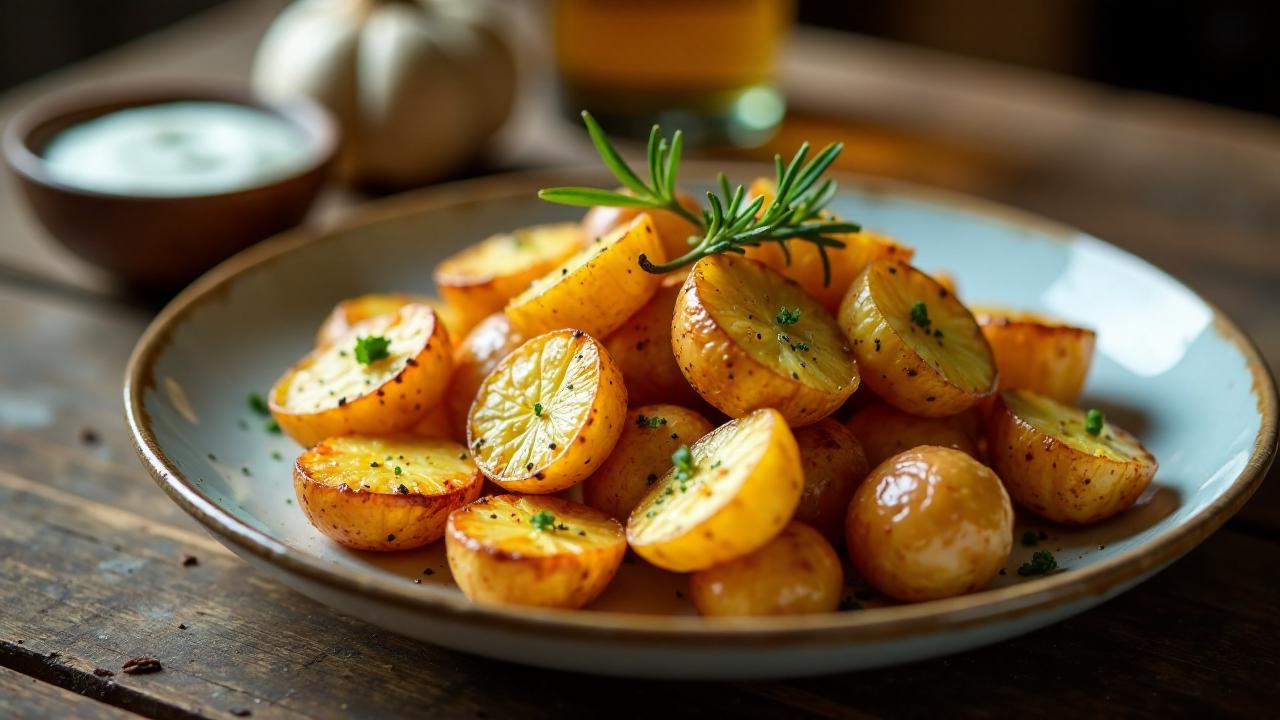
[123,164,1277,647]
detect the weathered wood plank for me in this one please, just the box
[0,666,142,720]
[1,467,1277,718]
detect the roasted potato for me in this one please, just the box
[410,402,455,441]
[672,254,859,426]
[581,188,702,262]
[627,408,803,572]
[744,177,914,311]
[434,223,583,327]
[987,390,1157,524]
[839,260,997,417]
[315,293,429,347]
[271,303,453,447]
[446,494,626,608]
[847,446,1013,602]
[689,522,843,616]
[845,401,980,467]
[791,419,869,544]
[467,329,627,493]
[603,277,705,407]
[294,436,483,551]
[974,308,1096,405]
[505,214,665,338]
[582,404,714,520]
[445,312,525,438]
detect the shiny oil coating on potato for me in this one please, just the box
[840,260,996,417]
[845,401,980,468]
[603,278,705,408]
[792,419,869,545]
[271,303,453,447]
[446,494,626,608]
[673,254,859,426]
[315,293,430,347]
[505,214,665,338]
[988,389,1157,524]
[580,189,701,262]
[434,222,583,324]
[689,522,843,617]
[294,436,483,551]
[627,408,803,572]
[974,308,1096,405]
[445,312,525,438]
[847,446,1013,602]
[583,404,714,521]
[467,329,627,493]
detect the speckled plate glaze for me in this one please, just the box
[125,166,1276,678]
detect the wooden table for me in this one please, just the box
[2,2,1277,717]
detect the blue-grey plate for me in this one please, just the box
[125,166,1276,678]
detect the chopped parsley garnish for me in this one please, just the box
[354,335,392,365]
[394,466,403,476]
[1017,550,1059,576]
[264,419,282,435]
[909,301,931,330]
[636,414,667,429]
[530,510,556,532]
[672,445,695,481]
[777,333,811,352]
[1021,530,1039,547]
[247,392,269,416]
[776,307,801,326]
[533,402,544,417]
[1084,409,1104,436]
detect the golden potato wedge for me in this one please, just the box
[582,405,714,521]
[689,522,843,616]
[446,494,625,608]
[445,313,526,438]
[315,293,430,347]
[672,254,859,426]
[581,188,702,262]
[839,260,996,417]
[467,329,627,493]
[792,419,869,545]
[434,223,582,327]
[627,408,803,572]
[602,277,704,407]
[505,214,665,338]
[426,298,475,342]
[987,390,1157,524]
[847,446,1013,602]
[744,177,914,311]
[974,308,1096,405]
[271,303,453,447]
[845,401,980,467]
[294,436,483,551]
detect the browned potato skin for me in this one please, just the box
[986,392,1157,524]
[603,278,704,408]
[410,403,455,441]
[847,446,1013,602]
[845,402,980,468]
[445,313,525,438]
[580,189,702,262]
[271,305,453,448]
[975,309,1096,405]
[582,405,714,520]
[689,522,843,617]
[315,293,429,347]
[294,439,484,552]
[792,419,869,545]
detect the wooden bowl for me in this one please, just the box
[2,82,337,288]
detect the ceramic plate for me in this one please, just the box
[125,166,1276,678]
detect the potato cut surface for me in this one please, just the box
[316,293,429,347]
[435,222,583,319]
[299,436,476,494]
[1002,389,1144,462]
[449,494,623,557]
[973,307,1096,405]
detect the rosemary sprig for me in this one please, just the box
[538,111,860,285]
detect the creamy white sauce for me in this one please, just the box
[42,101,310,196]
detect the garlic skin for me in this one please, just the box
[253,0,516,188]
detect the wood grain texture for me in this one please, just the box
[0,666,141,720]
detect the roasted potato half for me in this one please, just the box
[581,188,702,262]
[467,329,627,493]
[792,419,869,545]
[627,408,803,572]
[445,313,526,438]
[583,404,714,521]
[847,446,1013,602]
[409,403,455,441]
[672,254,859,426]
[689,522,843,617]
[446,494,626,608]
[315,293,431,348]
[974,308,1096,405]
[845,401,980,467]
[603,277,705,407]
[840,260,996,417]
[987,390,1157,524]
[271,303,453,447]
[434,223,583,327]
[505,214,665,338]
[294,436,483,551]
